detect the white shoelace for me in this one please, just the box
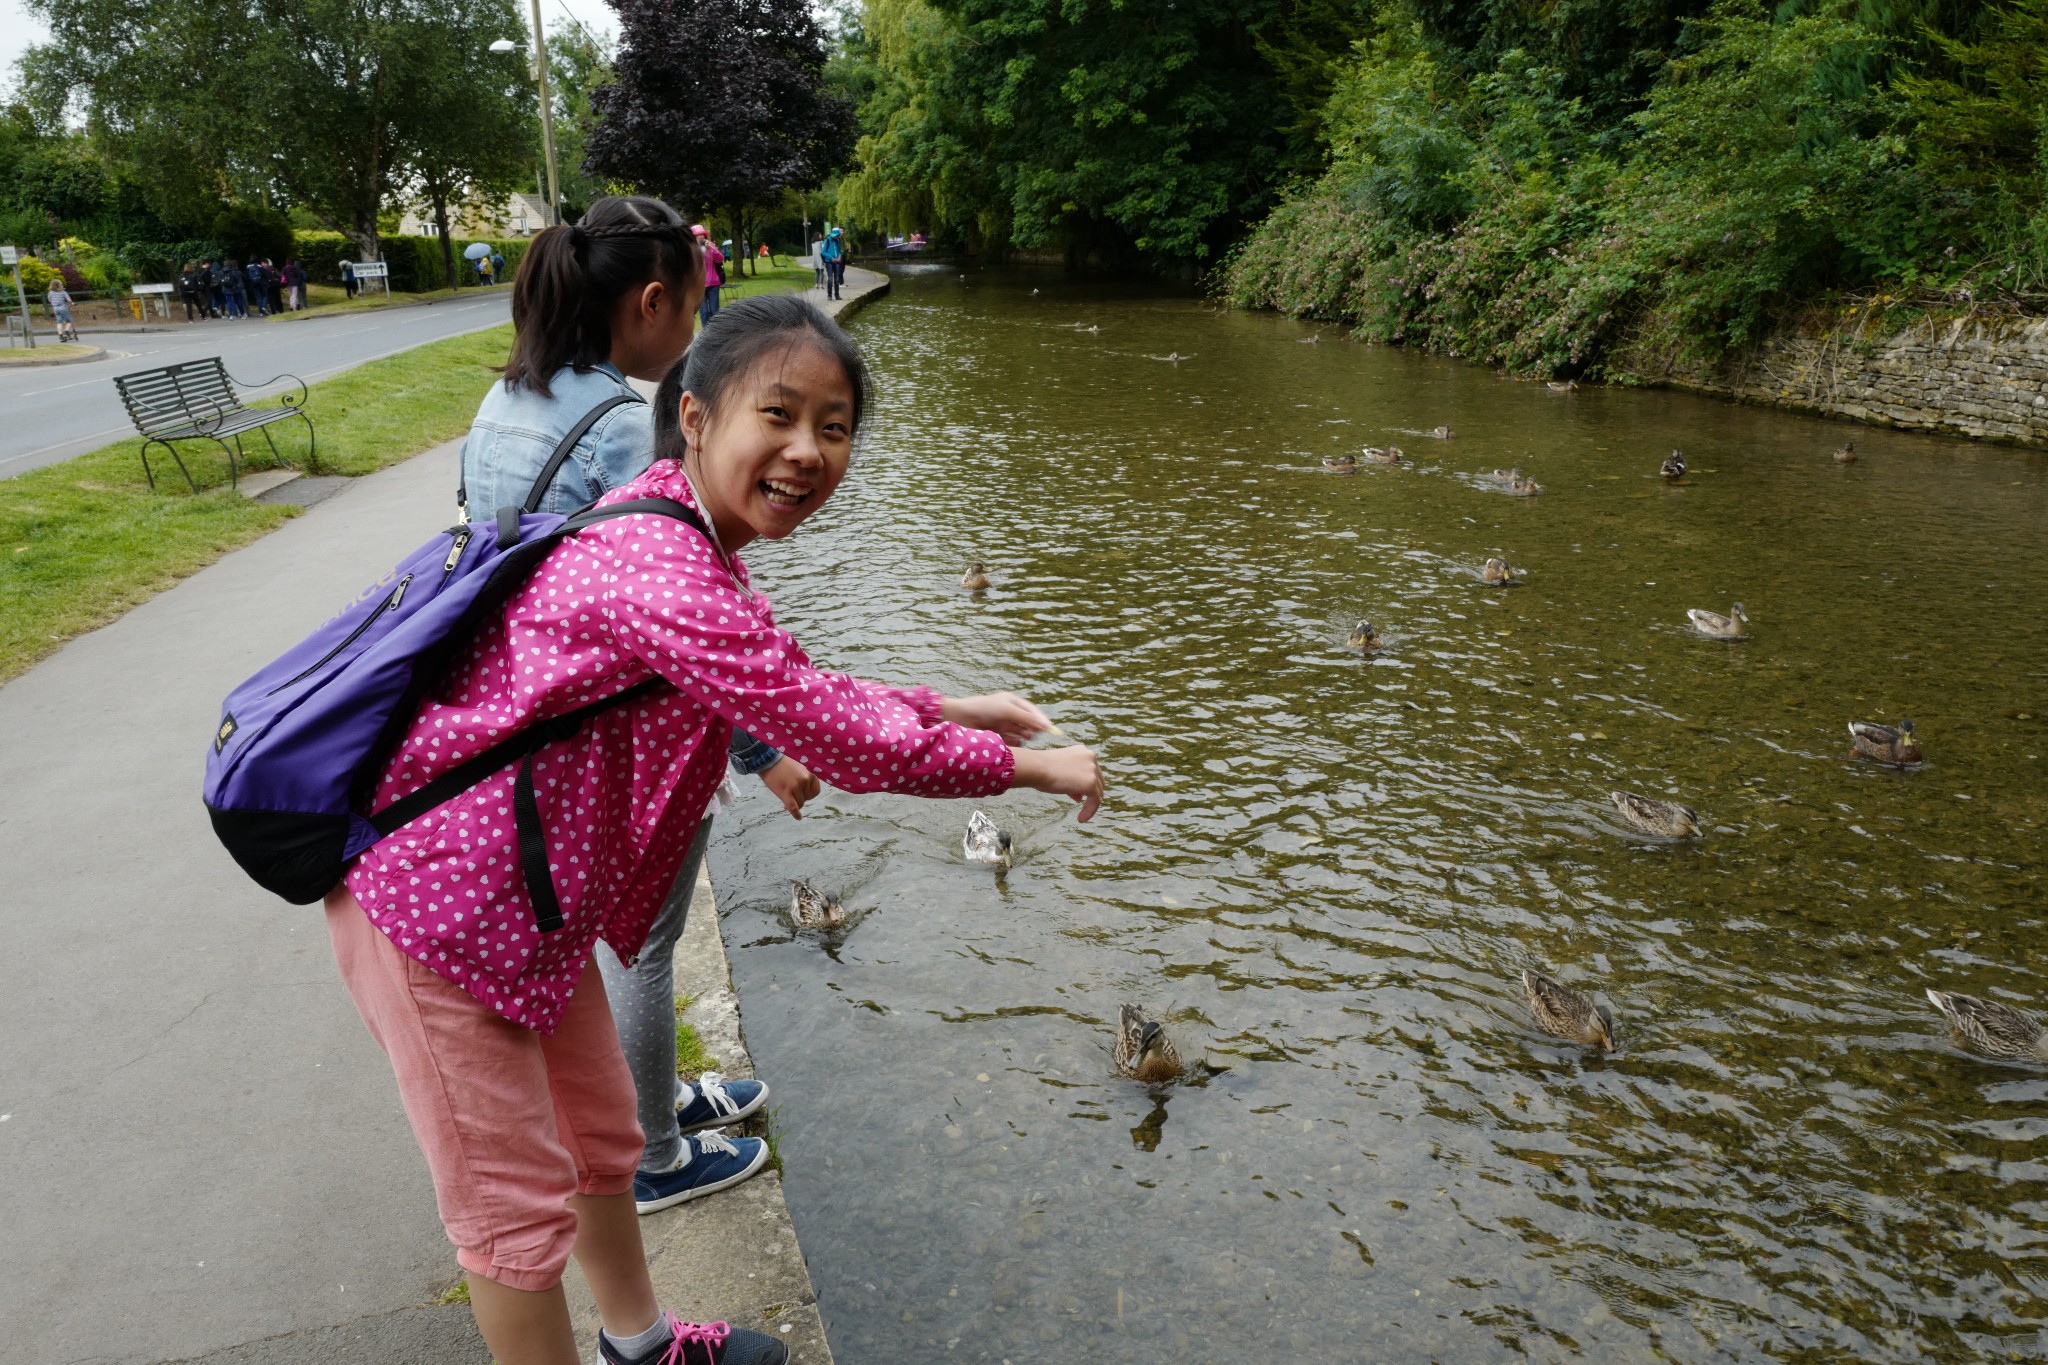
[692,1130,741,1158]
[694,1071,740,1116]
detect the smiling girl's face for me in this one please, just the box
[678,341,856,552]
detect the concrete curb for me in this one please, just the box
[0,344,106,367]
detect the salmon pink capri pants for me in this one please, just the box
[325,889,644,1290]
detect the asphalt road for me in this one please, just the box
[0,291,512,479]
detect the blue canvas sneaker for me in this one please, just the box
[634,1132,770,1215]
[598,1313,789,1365]
[676,1071,768,1134]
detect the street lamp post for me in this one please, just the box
[491,6,561,227]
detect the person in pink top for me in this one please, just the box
[693,222,726,328]
[326,291,1104,1365]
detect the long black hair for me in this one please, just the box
[652,294,869,466]
[502,194,699,397]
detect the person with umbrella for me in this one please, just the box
[464,240,494,287]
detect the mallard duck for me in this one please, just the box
[1523,968,1615,1049]
[1686,603,1748,638]
[1346,620,1383,651]
[1926,989,2048,1061]
[1849,719,1922,765]
[790,880,846,929]
[1323,453,1357,473]
[1611,790,1700,838]
[1429,425,1454,439]
[1113,1004,1184,1081]
[1299,333,1321,345]
[1487,466,1523,484]
[1660,450,1687,480]
[1362,446,1401,464]
[963,809,1013,867]
[1545,380,1578,392]
[961,563,991,591]
[1481,557,1520,585]
[1506,476,1544,496]
[1833,441,1857,463]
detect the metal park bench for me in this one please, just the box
[112,358,317,492]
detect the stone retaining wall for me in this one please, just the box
[1647,309,2048,447]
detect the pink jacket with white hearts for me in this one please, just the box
[343,460,1015,1032]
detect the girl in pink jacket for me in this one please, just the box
[327,292,1103,1365]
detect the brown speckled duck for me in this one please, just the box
[1833,442,1857,463]
[1660,449,1687,480]
[1363,446,1403,464]
[1114,1004,1184,1082]
[1686,603,1748,638]
[1481,556,1520,585]
[1611,790,1701,838]
[1523,968,1615,1049]
[1346,620,1383,652]
[1926,989,2048,1061]
[1323,453,1358,473]
[961,563,992,591]
[791,880,847,929]
[1849,719,1922,765]
[1429,425,1454,439]
[1506,475,1544,496]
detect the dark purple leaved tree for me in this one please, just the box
[586,0,853,269]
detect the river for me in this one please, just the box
[706,263,2048,1362]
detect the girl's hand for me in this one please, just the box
[942,691,1055,746]
[1010,745,1105,823]
[757,756,821,819]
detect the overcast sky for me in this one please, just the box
[1,0,622,103]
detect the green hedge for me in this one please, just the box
[295,230,531,291]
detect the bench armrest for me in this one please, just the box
[227,369,309,411]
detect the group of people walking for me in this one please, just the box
[179,257,305,321]
[277,193,1102,1365]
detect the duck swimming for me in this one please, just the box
[1506,475,1544,496]
[1849,719,1921,765]
[963,810,1013,867]
[1362,446,1402,464]
[1611,790,1701,838]
[1346,621,1383,651]
[1429,426,1454,439]
[1546,380,1578,392]
[1686,603,1748,638]
[1487,467,1523,484]
[1114,1004,1184,1082]
[1481,557,1520,585]
[1323,453,1358,473]
[1926,989,2048,1061]
[961,563,992,591]
[1833,441,1857,463]
[1523,968,1615,1050]
[1660,449,1687,480]
[790,881,846,929]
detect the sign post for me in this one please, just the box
[2,245,32,349]
[348,260,391,299]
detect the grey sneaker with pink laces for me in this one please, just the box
[598,1313,788,1365]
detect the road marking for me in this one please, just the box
[0,425,132,471]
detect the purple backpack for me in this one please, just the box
[204,498,705,930]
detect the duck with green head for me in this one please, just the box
[1849,719,1921,765]
[1346,621,1383,652]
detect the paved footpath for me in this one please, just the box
[0,267,884,1364]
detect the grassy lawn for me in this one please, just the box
[270,281,510,321]
[0,343,101,366]
[0,322,513,684]
[720,260,825,302]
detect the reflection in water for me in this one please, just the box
[707,264,2048,1362]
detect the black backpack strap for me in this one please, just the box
[366,494,710,933]
[521,392,647,514]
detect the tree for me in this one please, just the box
[585,0,854,255]
[23,0,536,260]
[546,28,618,218]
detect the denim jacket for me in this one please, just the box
[460,363,657,517]
[458,362,783,777]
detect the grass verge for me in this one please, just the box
[674,994,718,1077]
[272,281,509,322]
[719,261,826,303]
[0,322,513,684]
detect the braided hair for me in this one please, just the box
[502,194,701,396]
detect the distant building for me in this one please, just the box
[397,192,553,239]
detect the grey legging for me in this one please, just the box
[594,812,714,1173]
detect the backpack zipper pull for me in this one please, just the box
[443,527,473,574]
[389,573,414,609]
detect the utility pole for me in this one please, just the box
[530,0,562,226]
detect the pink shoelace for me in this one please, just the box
[663,1317,731,1365]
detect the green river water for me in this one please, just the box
[706,264,2048,1362]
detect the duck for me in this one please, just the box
[1506,476,1544,496]
[1030,288,1040,296]
[963,809,1013,867]
[1429,425,1454,439]
[1611,790,1701,838]
[1545,380,1578,392]
[961,563,992,591]
[1833,441,1857,463]
[1660,449,1687,480]
[1926,989,2048,1061]
[1523,968,1615,1050]
[1487,466,1523,484]
[1849,719,1922,765]
[1362,446,1402,464]
[1686,603,1748,638]
[1113,1004,1184,1081]
[1323,453,1357,473]
[1346,621,1383,651]
[1299,333,1321,345]
[1481,557,1520,585]
[790,880,846,929]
